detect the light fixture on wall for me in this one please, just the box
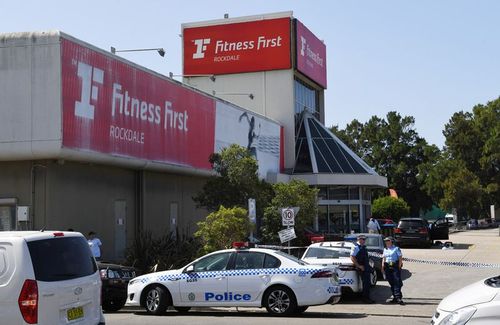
[169,72,216,82]
[110,47,166,57]
[212,91,254,100]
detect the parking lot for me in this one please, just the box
[105,228,500,324]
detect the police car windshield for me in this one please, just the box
[274,251,308,265]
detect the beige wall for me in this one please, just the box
[0,160,207,262]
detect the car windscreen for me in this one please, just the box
[399,220,426,228]
[28,236,97,282]
[304,247,350,259]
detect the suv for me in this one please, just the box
[394,218,449,247]
[98,262,136,312]
[0,231,105,325]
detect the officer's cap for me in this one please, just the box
[384,236,394,242]
[357,234,367,239]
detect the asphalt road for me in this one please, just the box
[105,228,500,325]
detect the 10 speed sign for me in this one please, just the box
[282,208,295,226]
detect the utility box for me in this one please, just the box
[16,206,29,222]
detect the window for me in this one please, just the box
[193,253,232,272]
[294,78,320,129]
[27,237,97,282]
[303,247,350,259]
[263,254,281,268]
[234,252,265,270]
[328,187,348,200]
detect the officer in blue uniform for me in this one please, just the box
[350,234,374,303]
[382,236,405,305]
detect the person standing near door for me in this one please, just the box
[367,217,381,234]
[87,231,102,261]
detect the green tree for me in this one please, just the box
[194,206,253,254]
[331,111,439,216]
[193,144,273,218]
[439,167,483,219]
[372,196,410,222]
[261,180,318,245]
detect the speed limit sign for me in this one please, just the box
[282,208,295,226]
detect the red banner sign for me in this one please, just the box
[61,38,215,170]
[296,20,327,88]
[183,17,291,75]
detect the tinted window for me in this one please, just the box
[399,220,427,228]
[263,254,281,268]
[235,252,265,270]
[28,237,97,282]
[193,253,231,272]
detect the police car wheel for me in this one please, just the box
[264,286,297,316]
[370,269,378,287]
[145,285,169,315]
[174,307,191,313]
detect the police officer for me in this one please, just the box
[382,236,405,305]
[350,234,374,303]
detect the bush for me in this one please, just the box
[372,196,410,222]
[194,206,253,254]
[125,230,200,275]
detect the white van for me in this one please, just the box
[0,231,105,325]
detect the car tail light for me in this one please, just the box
[311,270,334,278]
[18,279,38,324]
[418,227,428,234]
[394,228,402,234]
[53,232,64,237]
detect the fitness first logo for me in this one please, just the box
[74,61,104,119]
[192,38,211,59]
[300,36,324,68]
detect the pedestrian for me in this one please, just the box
[382,236,405,305]
[350,234,375,303]
[87,231,102,261]
[367,217,381,234]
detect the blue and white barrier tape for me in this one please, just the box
[256,244,500,269]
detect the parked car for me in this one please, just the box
[127,244,341,316]
[394,218,449,248]
[98,261,136,312]
[344,233,384,277]
[0,231,105,325]
[431,275,500,324]
[301,241,378,294]
[467,219,479,230]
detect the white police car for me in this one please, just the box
[431,274,500,324]
[126,244,341,315]
[301,241,377,294]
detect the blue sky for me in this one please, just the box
[2,0,499,148]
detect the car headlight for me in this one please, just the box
[331,270,339,284]
[440,306,476,325]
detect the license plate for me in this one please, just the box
[67,306,84,321]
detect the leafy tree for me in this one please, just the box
[193,144,274,219]
[261,180,318,245]
[439,167,483,219]
[331,111,438,216]
[372,196,410,222]
[194,206,253,254]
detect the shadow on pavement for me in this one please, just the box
[129,310,368,319]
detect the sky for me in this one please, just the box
[2,0,500,148]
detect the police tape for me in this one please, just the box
[256,244,500,269]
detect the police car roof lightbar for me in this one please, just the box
[232,242,248,249]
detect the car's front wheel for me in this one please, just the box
[102,299,126,312]
[263,286,297,316]
[144,285,169,315]
[370,268,378,286]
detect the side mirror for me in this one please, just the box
[184,265,194,273]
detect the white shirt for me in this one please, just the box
[88,238,102,258]
[367,219,381,232]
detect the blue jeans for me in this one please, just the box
[385,265,403,299]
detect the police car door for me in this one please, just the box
[226,252,277,305]
[178,252,231,305]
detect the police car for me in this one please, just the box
[431,274,500,324]
[301,241,377,294]
[126,243,341,315]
